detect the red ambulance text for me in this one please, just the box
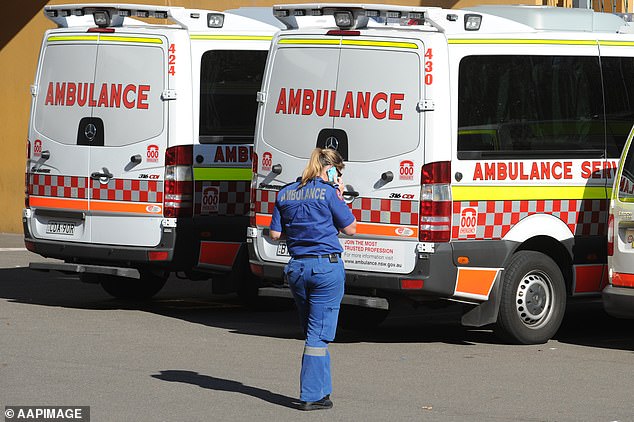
[275,88,404,120]
[44,82,150,109]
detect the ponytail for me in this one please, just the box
[300,148,344,187]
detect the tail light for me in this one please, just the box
[419,161,451,242]
[164,145,193,218]
[25,139,31,208]
[249,151,259,226]
[608,214,614,256]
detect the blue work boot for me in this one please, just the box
[300,395,333,411]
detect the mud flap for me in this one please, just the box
[460,272,502,327]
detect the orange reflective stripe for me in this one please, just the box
[90,200,162,215]
[455,268,499,300]
[612,272,634,288]
[256,214,272,227]
[356,222,418,238]
[255,214,418,239]
[29,196,88,211]
[574,264,606,293]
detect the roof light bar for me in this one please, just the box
[44,5,180,28]
[273,4,429,30]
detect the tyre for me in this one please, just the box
[99,270,168,300]
[338,305,389,330]
[495,251,566,344]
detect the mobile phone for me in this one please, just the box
[327,167,337,183]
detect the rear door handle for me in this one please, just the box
[90,169,113,180]
[343,190,359,197]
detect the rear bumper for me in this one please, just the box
[602,284,634,319]
[24,229,176,266]
[248,237,514,300]
[23,214,249,272]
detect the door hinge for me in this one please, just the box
[417,99,434,112]
[30,84,38,96]
[256,91,266,103]
[161,90,177,100]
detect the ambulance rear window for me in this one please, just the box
[619,145,634,201]
[458,55,604,159]
[199,50,268,144]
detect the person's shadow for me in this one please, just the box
[151,370,299,410]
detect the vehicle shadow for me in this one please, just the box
[151,370,299,409]
[0,267,631,350]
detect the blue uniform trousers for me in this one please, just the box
[284,256,345,402]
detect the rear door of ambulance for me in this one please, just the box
[29,30,169,247]
[255,32,423,275]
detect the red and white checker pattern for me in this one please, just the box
[350,197,418,225]
[91,179,163,203]
[254,189,278,214]
[451,199,608,240]
[254,189,418,225]
[29,174,88,199]
[194,181,250,216]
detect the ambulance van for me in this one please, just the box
[605,126,634,318]
[247,4,634,344]
[24,4,280,300]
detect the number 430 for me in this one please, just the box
[424,48,433,85]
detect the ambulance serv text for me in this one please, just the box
[472,160,618,181]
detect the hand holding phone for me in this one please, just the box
[326,167,337,183]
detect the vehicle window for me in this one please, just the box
[457,55,604,159]
[93,44,165,147]
[199,50,268,144]
[335,48,421,162]
[262,47,340,158]
[601,57,634,158]
[34,44,98,145]
[618,141,634,202]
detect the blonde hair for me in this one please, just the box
[300,148,344,187]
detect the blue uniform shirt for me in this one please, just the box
[270,178,355,256]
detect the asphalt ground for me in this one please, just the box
[0,233,633,421]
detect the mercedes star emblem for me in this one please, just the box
[325,136,339,150]
[84,123,97,141]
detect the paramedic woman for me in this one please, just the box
[269,148,357,411]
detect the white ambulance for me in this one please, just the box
[605,126,634,318]
[24,4,281,300]
[248,4,634,344]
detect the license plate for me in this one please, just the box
[46,221,75,236]
[276,241,290,256]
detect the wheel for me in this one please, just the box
[495,251,566,344]
[338,305,389,330]
[99,269,168,300]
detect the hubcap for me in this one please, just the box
[515,271,553,329]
